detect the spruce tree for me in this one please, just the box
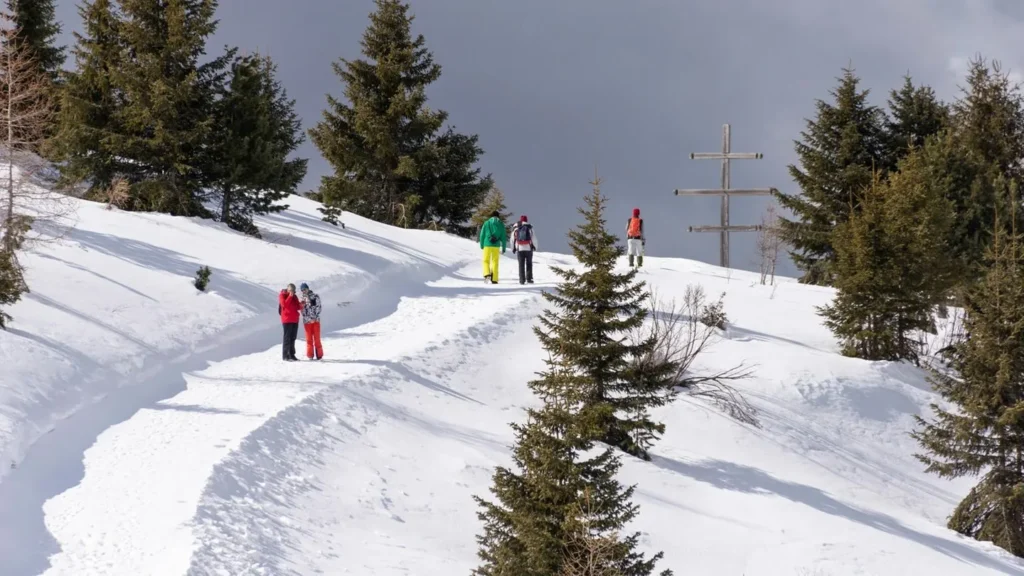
[471,186,512,237]
[473,183,671,573]
[775,66,889,285]
[939,57,1024,285]
[536,176,676,459]
[52,0,122,194]
[884,74,948,165]
[309,0,490,229]
[820,153,954,363]
[107,0,227,216]
[412,128,493,236]
[209,53,307,237]
[913,186,1024,556]
[5,0,64,81]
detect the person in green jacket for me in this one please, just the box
[478,210,507,284]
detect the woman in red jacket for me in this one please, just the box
[279,283,303,361]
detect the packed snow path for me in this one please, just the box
[2,194,1024,574]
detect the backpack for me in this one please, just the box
[627,217,642,238]
[515,223,532,243]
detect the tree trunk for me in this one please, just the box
[221,184,232,224]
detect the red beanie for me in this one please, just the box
[632,208,640,217]
[520,215,528,222]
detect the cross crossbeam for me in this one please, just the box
[675,124,772,268]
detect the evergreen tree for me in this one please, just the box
[209,53,307,237]
[52,0,122,194]
[884,74,948,165]
[412,128,493,236]
[937,57,1024,285]
[309,0,489,229]
[820,154,954,363]
[913,186,1024,556]
[5,0,64,81]
[471,186,512,237]
[775,66,889,285]
[536,176,676,459]
[473,180,672,573]
[107,0,228,216]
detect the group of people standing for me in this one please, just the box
[275,208,646,361]
[477,207,646,284]
[278,282,324,361]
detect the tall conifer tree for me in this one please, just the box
[775,67,889,285]
[108,0,227,215]
[209,53,306,237]
[310,0,490,230]
[53,0,122,194]
[914,183,1024,557]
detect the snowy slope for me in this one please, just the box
[1,189,1023,575]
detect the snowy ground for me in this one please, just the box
[1,190,1023,575]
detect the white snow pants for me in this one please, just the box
[627,238,644,256]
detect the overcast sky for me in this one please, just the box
[53,0,1024,275]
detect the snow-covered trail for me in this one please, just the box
[23,259,548,576]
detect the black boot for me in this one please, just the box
[638,255,643,268]
[628,254,634,267]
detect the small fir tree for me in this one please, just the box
[471,186,512,237]
[52,0,123,195]
[209,53,307,237]
[913,187,1024,556]
[775,66,889,285]
[884,74,948,166]
[473,334,670,575]
[820,154,954,363]
[536,175,676,459]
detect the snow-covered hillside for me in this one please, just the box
[0,191,1022,575]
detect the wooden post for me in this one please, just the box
[674,124,774,268]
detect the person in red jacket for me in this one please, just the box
[278,283,302,361]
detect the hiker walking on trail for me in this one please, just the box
[478,210,507,284]
[510,215,537,285]
[279,283,302,361]
[626,208,645,268]
[300,282,323,360]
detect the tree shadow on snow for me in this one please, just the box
[652,456,1024,574]
[322,358,483,405]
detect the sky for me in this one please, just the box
[53,0,1024,276]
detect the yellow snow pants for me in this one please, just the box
[482,246,501,282]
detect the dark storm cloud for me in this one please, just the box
[53,0,1024,275]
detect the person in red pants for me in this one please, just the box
[299,282,323,360]
[278,284,302,361]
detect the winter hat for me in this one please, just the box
[632,208,640,217]
[300,282,309,291]
[490,210,500,218]
[520,215,528,222]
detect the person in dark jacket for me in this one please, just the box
[299,282,323,360]
[510,215,537,284]
[278,283,302,361]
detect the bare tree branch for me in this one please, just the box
[561,488,625,576]
[756,201,784,286]
[637,285,760,427]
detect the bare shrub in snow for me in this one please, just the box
[756,201,784,286]
[635,285,758,427]
[698,291,728,330]
[104,178,129,210]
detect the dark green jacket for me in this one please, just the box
[478,217,507,250]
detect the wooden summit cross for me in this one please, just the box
[674,124,775,269]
